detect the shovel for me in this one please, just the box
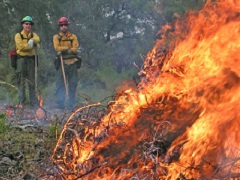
[60,54,69,99]
[34,47,38,97]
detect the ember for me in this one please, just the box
[4,105,47,122]
[50,0,240,179]
[4,95,46,122]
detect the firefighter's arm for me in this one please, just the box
[70,34,79,54]
[32,32,40,44]
[53,35,68,52]
[15,33,32,52]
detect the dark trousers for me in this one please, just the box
[16,57,38,105]
[56,62,78,107]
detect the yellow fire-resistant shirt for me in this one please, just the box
[15,30,40,56]
[53,31,79,65]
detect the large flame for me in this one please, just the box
[51,0,240,179]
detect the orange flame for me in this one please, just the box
[18,103,23,109]
[38,95,43,107]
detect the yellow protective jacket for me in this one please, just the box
[15,30,40,56]
[53,31,79,64]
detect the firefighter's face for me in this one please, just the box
[60,24,68,33]
[22,22,32,32]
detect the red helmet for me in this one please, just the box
[58,17,70,25]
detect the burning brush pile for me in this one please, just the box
[49,0,240,179]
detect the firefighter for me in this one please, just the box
[53,17,81,109]
[15,16,40,107]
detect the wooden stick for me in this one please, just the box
[34,47,38,97]
[60,55,69,99]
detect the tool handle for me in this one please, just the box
[60,55,69,98]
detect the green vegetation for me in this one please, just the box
[0,113,10,134]
[0,113,60,177]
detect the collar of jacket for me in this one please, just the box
[59,31,72,37]
[20,30,33,38]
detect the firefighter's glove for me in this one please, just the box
[67,48,72,54]
[60,47,68,55]
[33,43,40,49]
[28,38,34,48]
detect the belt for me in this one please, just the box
[18,55,35,59]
